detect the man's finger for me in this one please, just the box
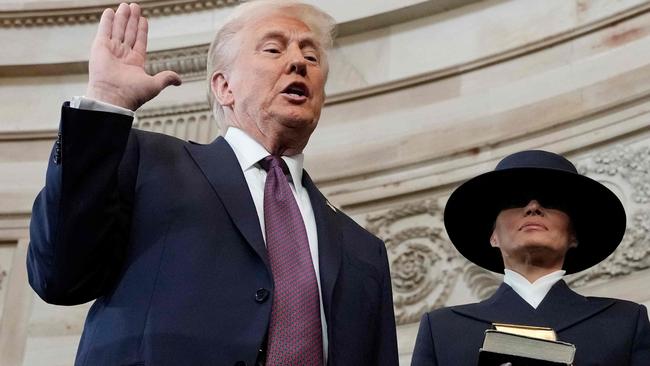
[133,16,148,56]
[112,3,131,42]
[153,70,183,90]
[124,3,141,48]
[96,8,115,40]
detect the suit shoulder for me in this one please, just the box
[425,302,481,320]
[129,128,212,161]
[419,303,488,339]
[131,128,189,147]
[334,207,384,248]
[585,295,646,312]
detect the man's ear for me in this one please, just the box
[490,231,499,248]
[211,72,234,107]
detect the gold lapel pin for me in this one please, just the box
[326,200,337,212]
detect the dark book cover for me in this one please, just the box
[478,350,570,366]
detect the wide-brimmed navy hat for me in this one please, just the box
[444,150,627,274]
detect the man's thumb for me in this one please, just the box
[154,71,182,90]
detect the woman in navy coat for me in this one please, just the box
[411,150,650,365]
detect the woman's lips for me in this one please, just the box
[519,222,547,231]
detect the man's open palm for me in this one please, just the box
[87,3,181,111]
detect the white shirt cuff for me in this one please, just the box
[70,96,135,117]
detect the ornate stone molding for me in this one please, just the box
[366,200,463,325]
[365,199,505,324]
[128,2,650,98]
[146,45,209,82]
[5,0,650,104]
[0,0,240,28]
[567,144,650,287]
[463,263,501,301]
[134,102,217,143]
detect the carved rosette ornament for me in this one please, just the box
[567,144,650,287]
[366,200,464,325]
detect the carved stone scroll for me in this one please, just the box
[366,200,464,325]
[462,263,501,301]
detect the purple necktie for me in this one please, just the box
[260,155,323,365]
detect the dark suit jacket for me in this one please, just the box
[411,280,650,365]
[27,105,398,366]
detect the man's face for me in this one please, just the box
[216,14,326,153]
[490,199,576,269]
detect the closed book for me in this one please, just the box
[478,350,569,365]
[478,329,575,365]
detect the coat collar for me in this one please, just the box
[185,137,270,272]
[452,280,616,332]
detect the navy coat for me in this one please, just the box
[411,280,650,365]
[27,105,398,366]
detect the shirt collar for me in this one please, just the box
[503,269,566,309]
[224,127,305,187]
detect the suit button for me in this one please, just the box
[255,288,269,303]
[234,362,246,366]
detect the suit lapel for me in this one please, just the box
[302,171,342,322]
[185,137,269,271]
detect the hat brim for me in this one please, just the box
[443,167,626,274]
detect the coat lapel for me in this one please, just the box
[536,280,616,332]
[302,171,342,322]
[185,137,269,271]
[451,281,616,333]
[452,283,541,326]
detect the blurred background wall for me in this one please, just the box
[1,0,650,364]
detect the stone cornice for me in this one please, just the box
[3,1,650,100]
[0,0,240,28]
[145,44,209,82]
[136,101,209,119]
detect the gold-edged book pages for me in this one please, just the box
[492,323,558,341]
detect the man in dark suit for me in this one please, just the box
[27,1,398,365]
[411,150,650,365]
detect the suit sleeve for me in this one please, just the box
[27,103,137,305]
[377,240,400,366]
[631,304,650,365]
[411,312,438,366]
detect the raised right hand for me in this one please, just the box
[86,3,181,111]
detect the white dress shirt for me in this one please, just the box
[70,97,328,359]
[503,269,566,309]
[71,96,135,116]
